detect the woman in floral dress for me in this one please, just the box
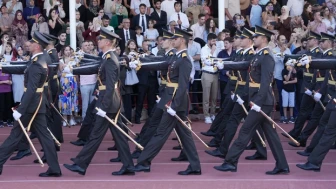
[59,46,79,126]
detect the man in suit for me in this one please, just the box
[131,3,150,33]
[116,18,136,55]
[150,0,167,36]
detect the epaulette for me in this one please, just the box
[169,51,174,56]
[105,53,111,59]
[263,49,269,55]
[328,51,333,56]
[182,52,187,58]
[33,57,38,62]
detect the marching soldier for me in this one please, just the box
[285,31,322,140]
[205,28,267,160]
[0,32,62,177]
[213,25,289,175]
[288,32,334,148]
[130,28,201,175]
[131,29,176,159]
[295,58,336,171]
[63,28,135,176]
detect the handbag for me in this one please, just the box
[125,69,139,85]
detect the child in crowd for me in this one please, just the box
[135,26,144,49]
[144,19,159,48]
[282,64,297,124]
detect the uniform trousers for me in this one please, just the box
[296,100,326,144]
[308,110,336,166]
[288,94,316,138]
[73,114,133,170]
[305,108,332,153]
[219,102,266,158]
[137,111,201,171]
[225,105,288,169]
[0,113,61,173]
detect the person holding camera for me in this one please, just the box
[262,1,278,31]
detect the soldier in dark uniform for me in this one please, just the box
[131,30,176,159]
[295,58,336,171]
[285,31,323,140]
[63,28,135,176]
[0,32,62,177]
[213,25,289,175]
[288,32,334,148]
[205,28,267,160]
[297,36,336,157]
[131,28,201,175]
[201,30,243,139]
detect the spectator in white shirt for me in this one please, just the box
[101,15,115,33]
[169,1,189,29]
[201,33,219,124]
[190,13,206,40]
[287,0,304,17]
[130,0,150,16]
[161,0,176,23]
[6,0,22,16]
[225,0,240,21]
[103,0,114,18]
[79,41,97,119]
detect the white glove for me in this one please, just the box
[167,107,176,116]
[216,62,224,69]
[203,58,212,66]
[251,104,261,112]
[236,96,244,105]
[275,53,282,58]
[231,93,235,100]
[285,59,295,67]
[96,108,106,117]
[299,56,310,66]
[63,66,71,73]
[305,89,312,96]
[13,110,22,121]
[156,97,161,103]
[313,92,322,102]
[129,61,138,69]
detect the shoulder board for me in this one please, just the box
[249,50,254,55]
[33,57,38,62]
[263,50,269,55]
[105,53,111,59]
[169,51,174,56]
[328,51,333,56]
[182,52,187,58]
[316,49,320,53]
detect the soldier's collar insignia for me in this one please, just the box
[33,57,38,62]
[169,52,174,56]
[316,49,320,53]
[48,51,52,54]
[263,50,269,55]
[328,51,332,56]
[182,52,187,58]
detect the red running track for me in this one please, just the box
[0,120,335,189]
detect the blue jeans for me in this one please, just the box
[275,79,284,117]
[80,84,96,119]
